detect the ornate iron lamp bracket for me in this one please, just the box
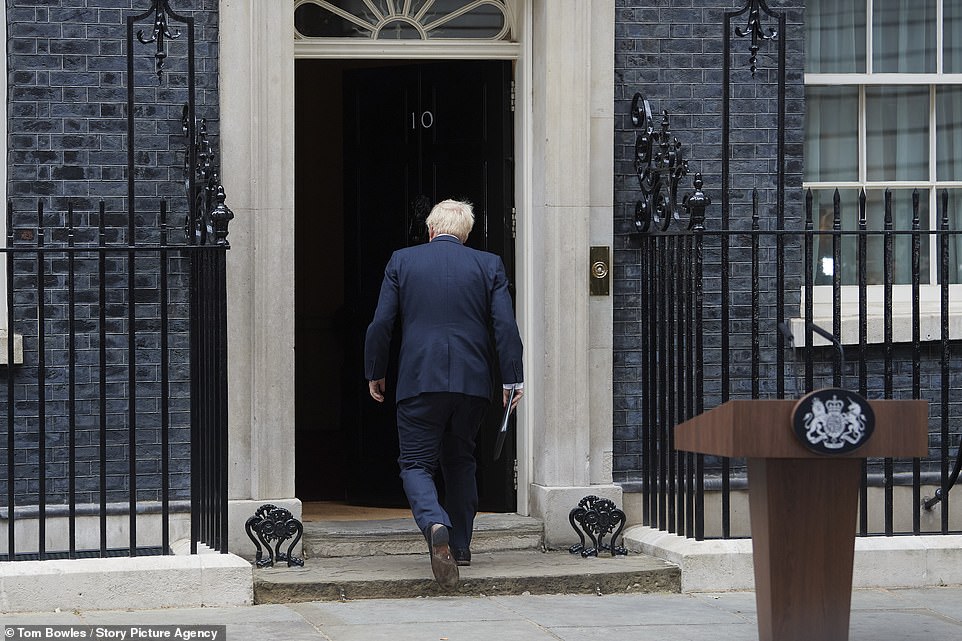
[631,93,691,234]
[134,0,183,82]
[245,504,305,568]
[568,495,628,558]
[734,0,778,76]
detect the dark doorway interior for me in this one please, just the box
[294,59,517,512]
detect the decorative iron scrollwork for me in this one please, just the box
[734,0,778,76]
[631,93,690,234]
[245,504,305,568]
[568,495,628,558]
[135,0,183,82]
[182,104,233,247]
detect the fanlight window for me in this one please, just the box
[294,0,513,40]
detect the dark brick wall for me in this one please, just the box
[2,0,219,508]
[612,0,807,481]
[612,0,962,487]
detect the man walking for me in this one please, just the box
[364,199,524,589]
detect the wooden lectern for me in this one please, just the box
[676,398,927,641]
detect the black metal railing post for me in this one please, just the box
[832,190,842,388]
[68,202,77,558]
[160,200,171,555]
[641,230,652,527]
[127,215,138,556]
[911,191,922,535]
[858,190,869,536]
[751,189,760,397]
[189,242,200,554]
[883,191,895,535]
[37,200,46,561]
[217,244,229,551]
[5,201,15,560]
[804,190,814,391]
[98,201,108,556]
[939,191,951,532]
[686,175,709,541]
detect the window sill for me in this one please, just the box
[0,330,23,365]
[789,312,962,347]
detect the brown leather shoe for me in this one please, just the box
[428,524,459,589]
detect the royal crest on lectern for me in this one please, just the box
[792,388,876,455]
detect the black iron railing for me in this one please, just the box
[188,199,230,556]
[636,187,962,540]
[0,0,230,561]
[0,197,229,560]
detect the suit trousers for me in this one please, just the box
[396,392,489,550]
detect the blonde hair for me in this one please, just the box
[426,199,474,242]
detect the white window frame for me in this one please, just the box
[0,5,23,365]
[799,0,962,345]
[0,4,11,362]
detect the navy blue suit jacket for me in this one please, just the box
[364,235,524,402]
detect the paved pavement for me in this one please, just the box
[3,587,962,641]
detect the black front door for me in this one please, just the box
[343,60,516,511]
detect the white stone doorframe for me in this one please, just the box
[523,0,618,547]
[217,0,616,550]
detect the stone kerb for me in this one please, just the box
[624,524,962,593]
[0,549,252,613]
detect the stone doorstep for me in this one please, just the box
[258,514,684,602]
[253,549,681,603]
[302,513,545,558]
